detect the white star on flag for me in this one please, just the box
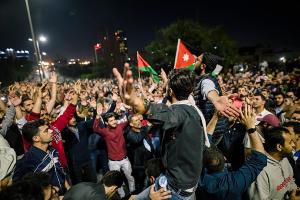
[182,53,189,62]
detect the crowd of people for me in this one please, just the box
[0,52,299,200]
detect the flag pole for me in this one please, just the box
[174,39,180,69]
[94,47,98,63]
[138,68,141,79]
[137,51,141,79]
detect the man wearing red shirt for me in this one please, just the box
[93,111,135,197]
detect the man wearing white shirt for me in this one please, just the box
[244,93,280,150]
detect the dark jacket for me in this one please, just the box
[198,150,267,200]
[147,103,204,190]
[13,146,66,192]
[62,119,94,166]
[194,75,229,141]
[126,126,154,169]
[5,124,24,156]
[64,182,106,200]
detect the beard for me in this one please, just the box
[281,151,293,159]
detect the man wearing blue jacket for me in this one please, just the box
[198,104,267,200]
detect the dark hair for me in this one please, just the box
[263,127,290,152]
[22,119,46,144]
[22,172,51,188]
[100,170,123,188]
[202,52,224,73]
[274,92,285,98]
[145,158,165,178]
[103,112,115,122]
[128,114,139,123]
[0,173,48,200]
[283,121,300,135]
[21,95,32,106]
[203,146,225,174]
[168,69,194,101]
[253,92,267,102]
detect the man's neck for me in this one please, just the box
[34,143,49,152]
[268,151,283,161]
[131,127,140,133]
[171,96,178,104]
[276,103,283,108]
[256,106,264,114]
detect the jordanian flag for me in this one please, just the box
[174,39,195,70]
[137,51,160,83]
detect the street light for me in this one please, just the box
[39,35,47,42]
[24,0,42,82]
[28,35,48,79]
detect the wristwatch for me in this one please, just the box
[247,128,256,134]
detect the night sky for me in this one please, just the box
[1,0,299,60]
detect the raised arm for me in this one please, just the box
[0,98,7,113]
[93,102,107,136]
[206,110,221,138]
[46,72,57,114]
[240,104,265,154]
[207,90,239,118]
[32,82,47,114]
[0,105,15,137]
[113,63,146,115]
[9,94,23,120]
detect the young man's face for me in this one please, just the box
[280,132,296,156]
[194,54,204,74]
[275,95,284,106]
[68,117,77,127]
[36,125,53,144]
[252,95,265,109]
[130,115,142,129]
[23,99,34,113]
[238,87,248,97]
[261,90,269,99]
[106,116,117,128]
[287,92,296,101]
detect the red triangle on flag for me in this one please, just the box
[174,39,195,69]
[137,51,151,69]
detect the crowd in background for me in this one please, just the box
[0,53,299,200]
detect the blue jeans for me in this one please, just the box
[136,174,195,200]
[90,149,109,175]
[168,186,195,200]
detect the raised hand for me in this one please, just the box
[74,80,81,94]
[49,71,57,83]
[69,91,78,105]
[113,63,134,104]
[90,98,97,109]
[9,95,22,107]
[213,96,240,118]
[80,98,88,106]
[96,103,103,116]
[113,63,146,114]
[149,184,172,200]
[240,104,256,129]
[38,81,48,97]
[111,92,118,101]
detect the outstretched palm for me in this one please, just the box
[214,96,240,118]
[113,63,145,114]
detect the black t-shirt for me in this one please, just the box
[64,182,107,200]
[5,124,24,156]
